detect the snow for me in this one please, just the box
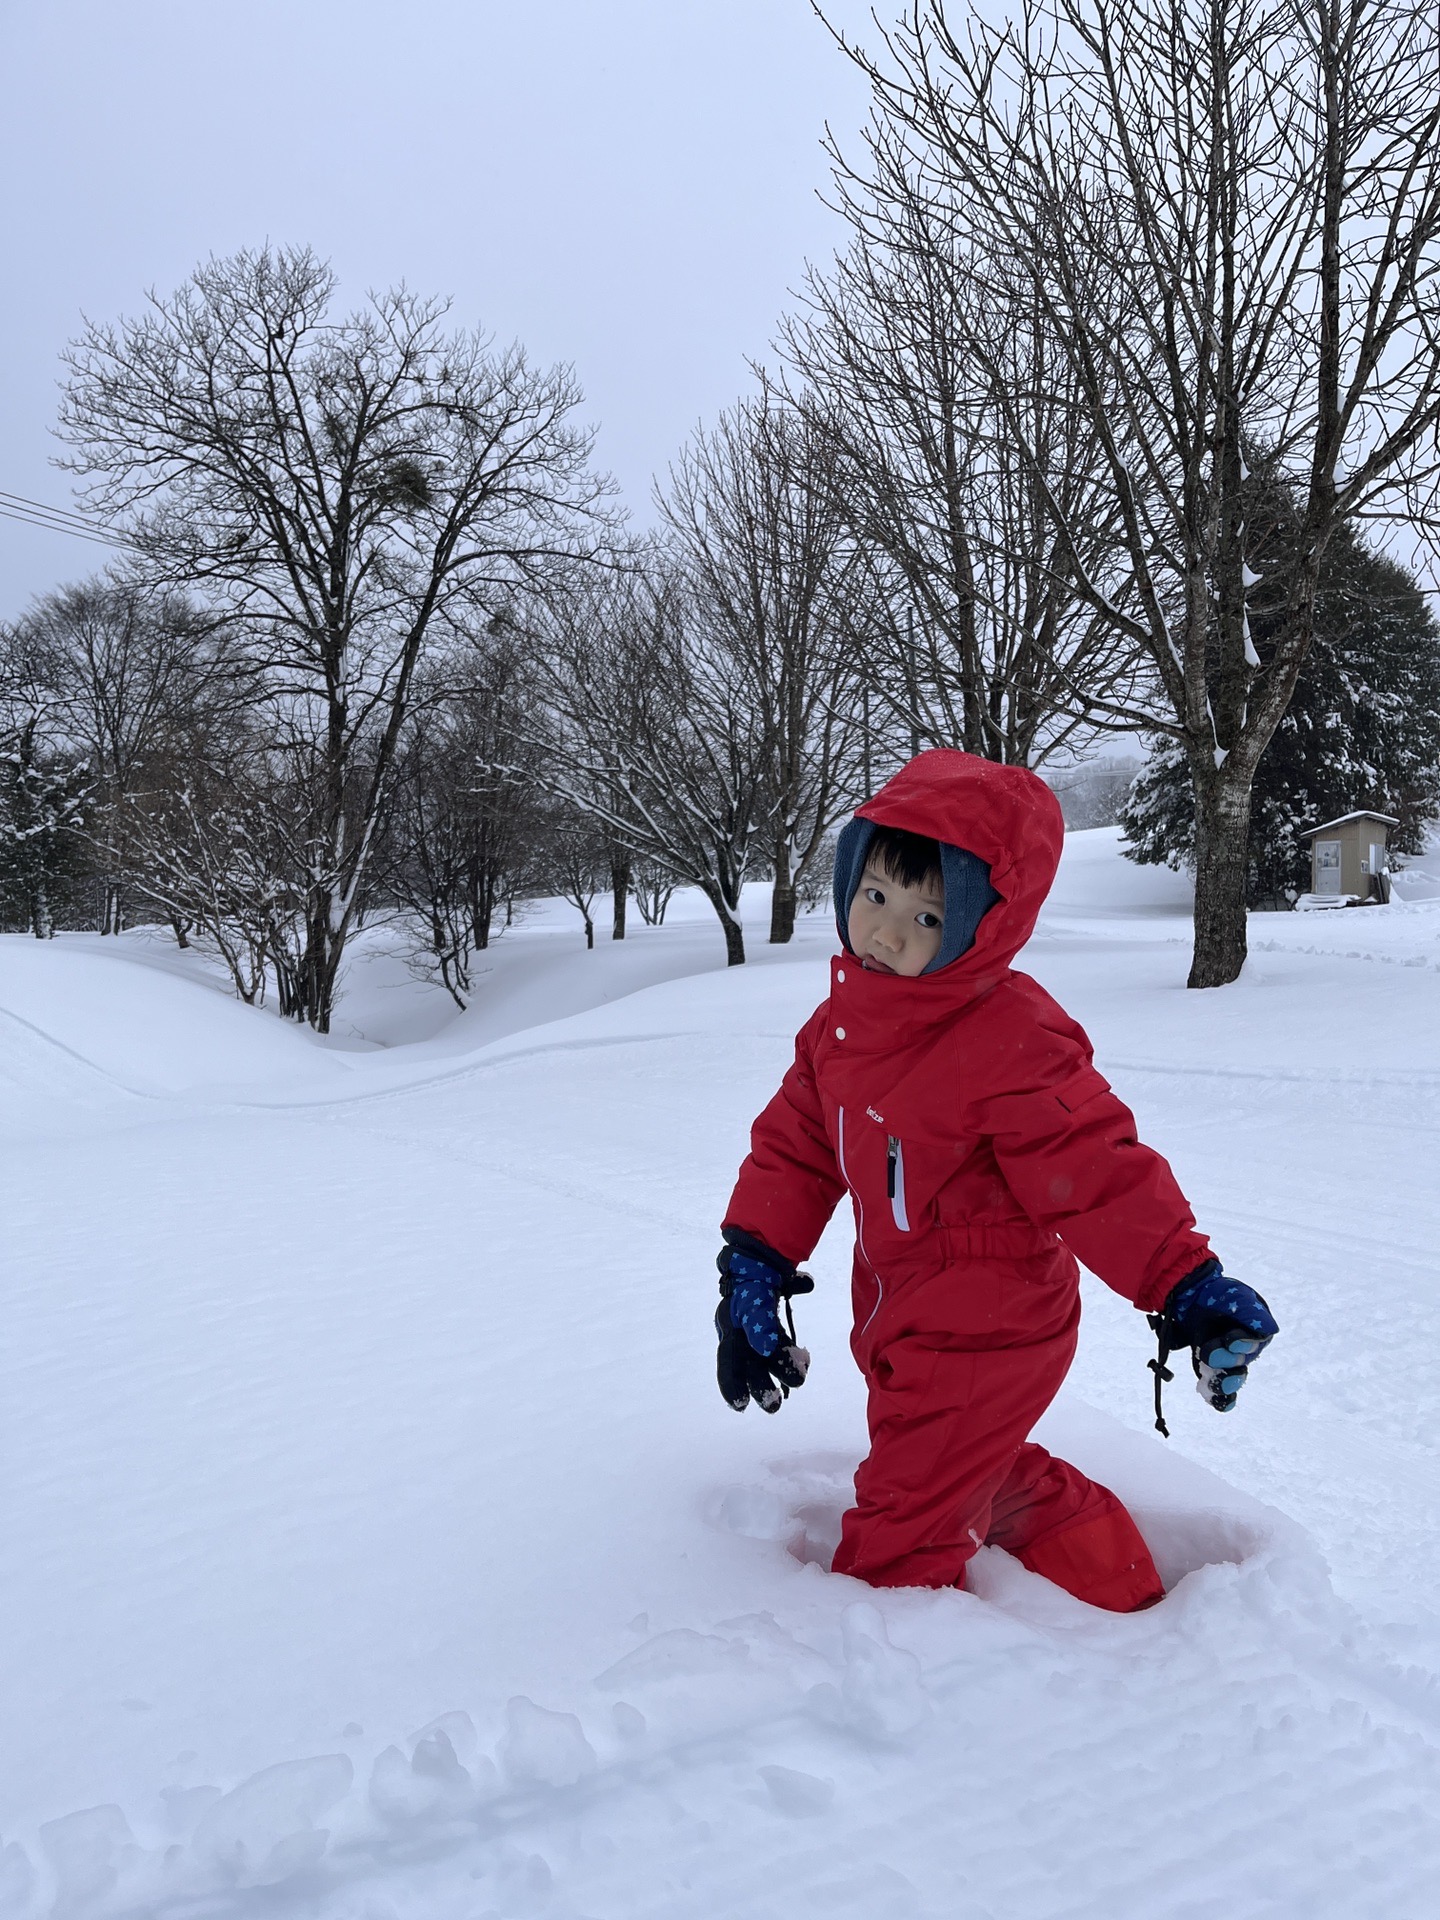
[3,833,1440,1917]
[1301,809,1400,834]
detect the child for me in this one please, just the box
[715,749,1277,1610]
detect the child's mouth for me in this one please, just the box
[862,955,898,974]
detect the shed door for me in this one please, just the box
[1368,841,1386,876]
[1315,841,1342,893]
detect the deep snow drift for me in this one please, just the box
[3,834,1439,1918]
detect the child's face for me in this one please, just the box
[847,861,946,976]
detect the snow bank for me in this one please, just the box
[4,834,1440,1915]
[1046,822,1194,919]
[0,935,350,1104]
[5,1421,1423,1919]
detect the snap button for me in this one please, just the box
[836,968,846,982]
[835,1026,846,1040]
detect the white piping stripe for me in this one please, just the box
[838,1106,885,1336]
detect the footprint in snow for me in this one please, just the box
[707,1450,855,1569]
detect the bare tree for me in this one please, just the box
[385,637,544,1005]
[663,393,867,942]
[9,576,234,931]
[526,557,767,965]
[631,858,678,926]
[58,245,614,1027]
[826,0,1440,985]
[539,802,610,949]
[118,737,307,1005]
[782,155,1141,772]
[1045,754,1142,830]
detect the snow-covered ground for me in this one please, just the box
[3,833,1439,1918]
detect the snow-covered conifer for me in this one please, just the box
[1121,523,1440,905]
[0,717,91,938]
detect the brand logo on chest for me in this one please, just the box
[865,1106,885,1126]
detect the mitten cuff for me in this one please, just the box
[1134,1251,1220,1317]
[719,1225,796,1282]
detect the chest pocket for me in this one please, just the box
[886,1136,910,1231]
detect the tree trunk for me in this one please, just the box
[300,907,337,1032]
[272,945,303,1021]
[769,835,797,944]
[769,883,798,944]
[31,883,53,940]
[439,943,469,1009]
[474,885,495,951]
[583,910,595,949]
[610,850,630,939]
[697,880,747,963]
[1188,767,1252,989]
[720,911,745,964]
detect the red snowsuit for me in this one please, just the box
[724,751,1212,1609]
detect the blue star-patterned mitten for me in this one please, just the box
[1155,1260,1279,1418]
[715,1231,814,1415]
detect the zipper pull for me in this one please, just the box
[886,1136,898,1200]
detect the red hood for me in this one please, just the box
[820,751,1064,1082]
[852,748,1064,990]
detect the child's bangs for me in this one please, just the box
[869,825,943,893]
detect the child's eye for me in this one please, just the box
[916,912,941,929]
[865,886,886,905]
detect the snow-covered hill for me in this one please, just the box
[2,832,1438,1918]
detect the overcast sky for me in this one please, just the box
[0,0,877,616]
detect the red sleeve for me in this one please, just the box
[723,1006,846,1267]
[976,1029,1211,1313]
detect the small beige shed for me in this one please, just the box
[1300,810,1398,902]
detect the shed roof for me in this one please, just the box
[1300,810,1400,837]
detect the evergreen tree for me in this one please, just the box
[1122,521,1440,907]
[0,718,92,937]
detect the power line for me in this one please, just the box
[0,488,105,533]
[0,504,126,551]
[0,488,135,552]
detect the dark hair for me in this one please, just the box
[867,825,943,892]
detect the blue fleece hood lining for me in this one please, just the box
[833,815,1000,974]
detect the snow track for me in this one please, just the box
[15,1467,1439,1920]
[4,843,1440,1916]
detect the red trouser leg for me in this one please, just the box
[832,1339,1163,1611]
[983,1442,1165,1613]
[834,1332,1074,1589]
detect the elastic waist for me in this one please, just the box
[939,1222,1061,1258]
